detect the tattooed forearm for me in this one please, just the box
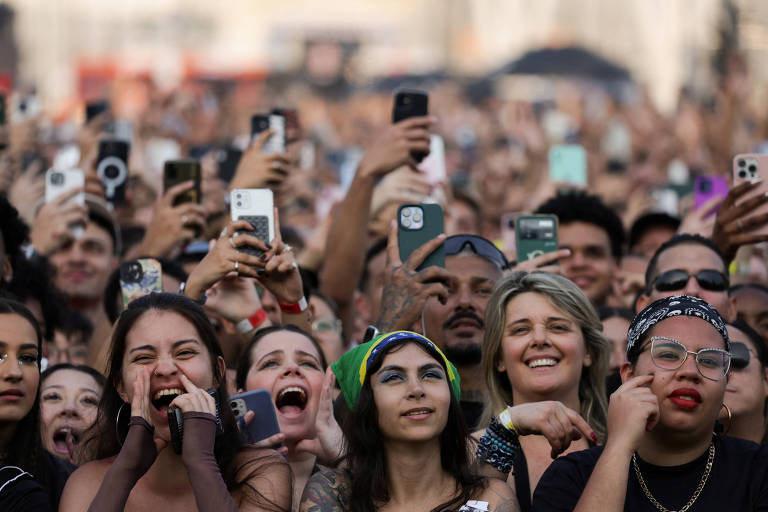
[299,470,350,512]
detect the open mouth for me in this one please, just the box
[402,408,433,418]
[527,358,558,368]
[151,388,183,413]
[52,427,80,455]
[275,386,308,415]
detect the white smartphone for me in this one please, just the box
[262,115,285,154]
[45,168,86,239]
[418,134,446,185]
[230,188,275,258]
[45,168,85,205]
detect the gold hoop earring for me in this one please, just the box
[715,403,733,438]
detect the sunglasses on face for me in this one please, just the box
[444,235,509,270]
[730,342,751,370]
[652,269,729,293]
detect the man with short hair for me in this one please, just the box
[377,233,507,428]
[536,192,625,307]
[45,197,121,328]
[730,283,768,343]
[635,233,736,321]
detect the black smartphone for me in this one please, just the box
[392,89,429,163]
[251,114,270,141]
[168,389,221,454]
[97,139,130,204]
[86,100,109,123]
[230,389,281,444]
[163,159,201,206]
[215,147,243,183]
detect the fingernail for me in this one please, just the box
[438,233,446,240]
[261,254,268,261]
[590,432,597,441]
[429,115,438,122]
[266,243,273,250]
[562,248,571,255]
[752,178,763,185]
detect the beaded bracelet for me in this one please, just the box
[476,417,520,475]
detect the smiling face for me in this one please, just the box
[0,313,39,425]
[40,369,102,460]
[49,221,116,301]
[497,292,591,406]
[621,315,727,438]
[243,330,325,442]
[370,342,451,443]
[118,310,219,441]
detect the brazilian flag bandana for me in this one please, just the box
[331,330,461,409]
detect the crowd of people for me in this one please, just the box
[2,45,768,511]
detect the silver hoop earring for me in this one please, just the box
[116,402,128,445]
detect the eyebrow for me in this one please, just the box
[41,384,100,395]
[506,316,573,326]
[296,350,321,363]
[0,341,38,351]
[256,349,283,364]
[128,339,200,354]
[376,362,444,375]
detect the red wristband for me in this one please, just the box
[278,296,308,314]
[236,308,268,333]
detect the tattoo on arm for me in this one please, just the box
[299,471,350,512]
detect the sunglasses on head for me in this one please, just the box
[652,269,729,293]
[730,342,751,370]
[444,235,509,270]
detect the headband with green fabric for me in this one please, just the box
[331,330,461,409]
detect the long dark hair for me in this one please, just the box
[342,339,485,512]
[82,292,288,510]
[0,297,46,484]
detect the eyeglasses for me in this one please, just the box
[444,235,509,270]
[642,336,730,381]
[312,318,342,334]
[729,342,751,370]
[652,269,729,293]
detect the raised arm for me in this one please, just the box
[319,117,433,335]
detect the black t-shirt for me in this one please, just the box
[461,400,484,431]
[0,466,51,512]
[532,436,768,511]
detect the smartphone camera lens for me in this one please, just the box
[699,180,711,192]
[236,201,242,207]
[50,172,64,185]
[104,164,119,179]
[739,170,748,179]
[402,217,411,228]
[749,164,757,173]
[738,159,745,168]
[402,207,411,217]
[413,211,423,223]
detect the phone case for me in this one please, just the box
[262,115,285,154]
[417,134,445,185]
[515,215,558,261]
[45,168,85,205]
[392,90,429,163]
[229,389,281,444]
[548,145,587,187]
[693,175,729,216]
[97,139,130,204]
[119,258,162,306]
[163,159,201,206]
[168,389,221,454]
[230,188,275,258]
[733,154,768,236]
[251,114,270,142]
[397,203,445,271]
[216,147,243,183]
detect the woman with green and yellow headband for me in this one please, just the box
[299,330,518,512]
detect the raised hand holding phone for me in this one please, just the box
[229,129,291,191]
[29,174,87,256]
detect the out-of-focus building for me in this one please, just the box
[4,0,768,114]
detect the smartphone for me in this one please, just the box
[693,176,729,216]
[418,134,446,186]
[45,168,85,205]
[392,89,429,163]
[397,203,445,271]
[168,389,221,454]
[97,139,130,204]
[229,389,281,444]
[119,258,162,307]
[515,215,558,261]
[85,100,109,123]
[0,93,5,126]
[548,144,587,187]
[500,212,521,256]
[264,115,285,154]
[733,154,768,236]
[163,159,201,206]
[230,188,275,258]
[250,114,270,142]
[651,187,679,216]
[215,147,243,183]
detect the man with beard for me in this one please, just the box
[376,232,507,428]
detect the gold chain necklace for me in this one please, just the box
[632,443,715,512]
